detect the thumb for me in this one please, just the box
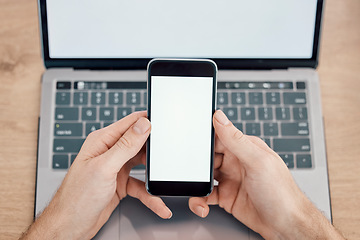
[101,117,151,172]
[189,186,220,218]
[213,110,266,167]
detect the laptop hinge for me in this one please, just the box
[287,67,316,72]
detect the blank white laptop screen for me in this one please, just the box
[46,0,317,59]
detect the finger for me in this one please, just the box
[205,186,220,205]
[214,134,226,153]
[101,117,151,172]
[105,111,147,137]
[188,197,209,218]
[123,147,146,171]
[214,153,224,169]
[188,187,219,218]
[213,110,267,167]
[140,149,146,165]
[79,111,147,158]
[126,177,172,219]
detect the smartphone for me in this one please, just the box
[146,59,217,197]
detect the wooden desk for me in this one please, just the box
[0,0,359,239]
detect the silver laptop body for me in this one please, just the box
[36,1,330,239]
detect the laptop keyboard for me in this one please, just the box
[52,80,312,170]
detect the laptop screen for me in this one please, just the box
[45,0,318,60]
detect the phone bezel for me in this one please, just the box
[146,59,217,197]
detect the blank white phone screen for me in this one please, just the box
[149,76,214,182]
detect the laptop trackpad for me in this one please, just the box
[119,196,250,240]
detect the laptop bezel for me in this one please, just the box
[38,0,324,70]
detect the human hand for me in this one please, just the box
[189,110,343,239]
[22,111,172,240]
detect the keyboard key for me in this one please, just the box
[70,154,77,165]
[263,122,279,136]
[217,92,229,105]
[296,154,312,168]
[276,107,290,120]
[279,154,294,168]
[117,107,132,120]
[296,82,306,89]
[135,107,147,111]
[53,155,69,169]
[53,138,85,153]
[56,81,71,90]
[144,92,147,105]
[56,92,70,105]
[82,107,97,121]
[91,92,106,105]
[231,92,246,105]
[258,107,273,120]
[103,122,114,128]
[241,107,255,120]
[249,92,263,104]
[99,107,114,121]
[73,92,88,105]
[86,123,101,135]
[132,164,146,170]
[127,92,141,105]
[266,92,280,104]
[293,107,308,120]
[54,123,82,137]
[281,122,309,136]
[223,108,238,120]
[55,107,79,121]
[273,138,311,152]
[234,123,243,132]
[109,92,123,105]
[245,123,261,136]
[283,92,306,105]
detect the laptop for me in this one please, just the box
[35,0,331,239]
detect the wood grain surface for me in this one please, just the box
[0,0,359,239]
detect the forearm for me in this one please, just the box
[20,201,72,240]
[281,199,345,240]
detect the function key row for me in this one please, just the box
[55,107,146,121]
[56,91,147,106]
[56,81,147,90]
[56,81,305,90]
[217,81,306,90]
[220,106,308,121]
[217,92,306,106]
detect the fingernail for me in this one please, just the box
[196,206,205,218]
[215,110,230,125]
[133,118,150,134]
[167,210,173,219]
